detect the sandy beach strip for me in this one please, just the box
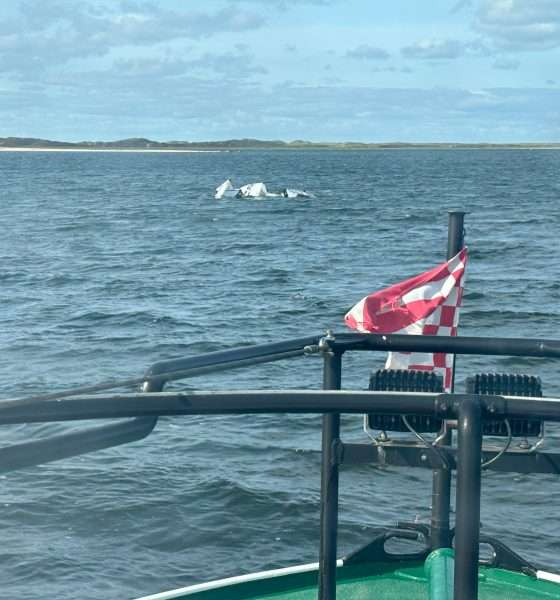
[0,147,225,153]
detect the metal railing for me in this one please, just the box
[2,332,560,600]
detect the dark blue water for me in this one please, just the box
[1,149,560,599]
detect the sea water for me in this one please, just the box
[1,148,560,599]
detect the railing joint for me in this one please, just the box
[332,439,345,466]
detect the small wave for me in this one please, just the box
[463,291,485,300]
[54,222,91,232]
[463,309,557,322]
[61,310,184,329]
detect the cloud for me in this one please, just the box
[112,2,267,42]
[233,0,333,7]
[492,56,520,70]
[475,0,560,51]
[186,50,268,78]
[401,39,465,59]
[450,0,473,14]
[370,66,397,73]
[346,44,390,60]
[254,0,331,3]
[3,76,558,143]
[2,1,559,143]
[85,46,268,89]
[0,1,266,74]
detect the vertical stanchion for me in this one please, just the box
[454,396,483,600]
[430,210,466,550]
[141,372,165,432]
[446,210,467,395]
[318,342,342,600]
[142,377,165,394]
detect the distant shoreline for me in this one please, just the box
[1,136,559,152]
[1,146,560,153]
[0,147,223,153]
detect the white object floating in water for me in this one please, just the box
[214,179,240,199]
[282,188,314,198]
[214,180,313,199]
[238,182,269,198]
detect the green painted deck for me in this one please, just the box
[179,562,560,600]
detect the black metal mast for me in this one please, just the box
[430,210,466,550]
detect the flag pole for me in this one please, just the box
[430,210,466,550]
[446,210,466,391]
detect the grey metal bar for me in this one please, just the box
[0,390,439,424]
[454,396,483,600]
[0,418,156,474]
[144,336,321,383]
[430,467,452,549]
[447,210,466,264]
[337,442,560,475]
[1,387,560,475]
[328,332,560,357]
[0,352,163,477]
[446,210,466,393]
[141,349,316,386]
[3,390,560,424]
[318,350,342,600]
[335,440,450,469]
[7,333,560,407]
[9,337,321,406]
[431,210,466,550]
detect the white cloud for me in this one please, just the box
[234,0,332,5]
[1,1,558,143]
[346,44,390,60]
[0,1,267,75]
[492,56,520,70]
[451,0,473,14]
[2,78,558,143]
[476,0,560,50]
[401,39,465,59]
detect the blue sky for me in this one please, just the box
[0,0,558,142]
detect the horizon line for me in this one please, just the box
[1,136,560,148]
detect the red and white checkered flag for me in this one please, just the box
[344,248,468,391]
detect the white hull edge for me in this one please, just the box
[133,559,343,600]
[537,570,560,584]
